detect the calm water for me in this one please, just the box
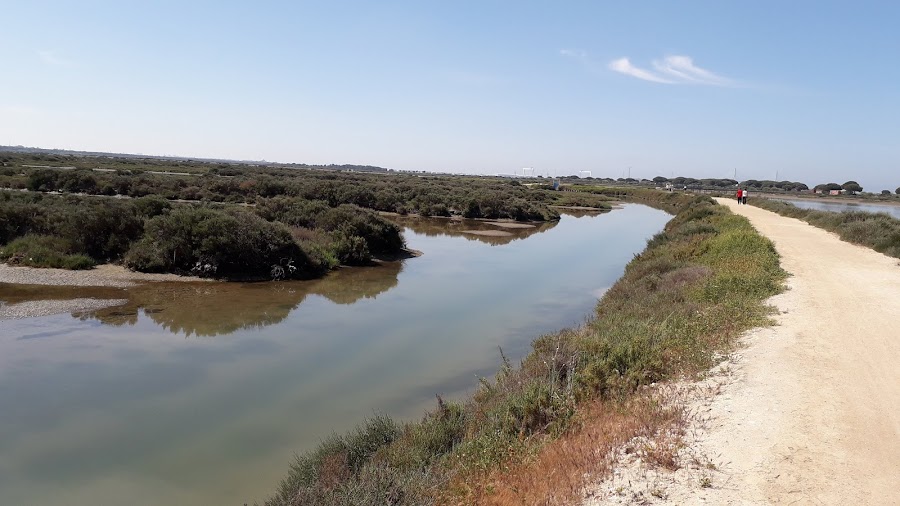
[0,205,670,506]
[772,197,900,219]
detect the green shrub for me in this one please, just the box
[0,234,96,269]
[124,207,322,279]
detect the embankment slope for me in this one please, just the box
[693,198,900,503]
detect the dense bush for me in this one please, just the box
[1,190,411,275]
[256,198,406,265]
[0,193,143,262]
[124,207,324,279]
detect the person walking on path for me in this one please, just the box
[742,189,749,204]
[736,188,744,204]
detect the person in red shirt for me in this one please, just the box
[736,188,743,204]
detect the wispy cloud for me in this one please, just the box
[652,56,731,86]
[37,50,75,67]
[608,54,733,86]
[608,57,675,84]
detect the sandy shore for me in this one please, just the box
[0,264,209,288]
[0,298,129,320]
[0,264,209,320]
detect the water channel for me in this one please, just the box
[0,204,671,506]
[770,197,900,219]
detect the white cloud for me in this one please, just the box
[597,53,734,86]
[37,50,75,67]
[608,57,675,84]
[652,55,731,86]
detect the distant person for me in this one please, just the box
[736,188,743,204]
[742,189,749,205]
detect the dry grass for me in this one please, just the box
[449,391,684,506]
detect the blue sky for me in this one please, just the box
[2,1,898,191]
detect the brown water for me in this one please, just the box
[0,205,670,506]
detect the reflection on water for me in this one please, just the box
[87,262,402,336]
[390,215,558,245]
[1,263,402,338]
[0,204,670,506]
[772,197,900,219]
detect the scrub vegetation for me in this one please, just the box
[262,193,786,505]
[0,151,582,219]
[750,198,900,259]
[0,152,618,278]
[0,192,403,279]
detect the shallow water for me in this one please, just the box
[771,197,900,219]
[0,204,670,506]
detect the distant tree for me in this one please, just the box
[842,180,863,193]
[815,183,842,192]
[652,176,669,183]
[896,187,900,195]
[882,190,892,195]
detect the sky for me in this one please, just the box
[1,1,898,191]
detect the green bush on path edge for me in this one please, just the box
[262,192,787,506]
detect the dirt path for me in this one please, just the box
[696,198,900,503]
[586,198,900,504]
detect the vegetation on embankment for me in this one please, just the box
[261,193,786,506]
[751,198,900,259]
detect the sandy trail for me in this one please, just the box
[698,199,900,503]
[586,198,900,505]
